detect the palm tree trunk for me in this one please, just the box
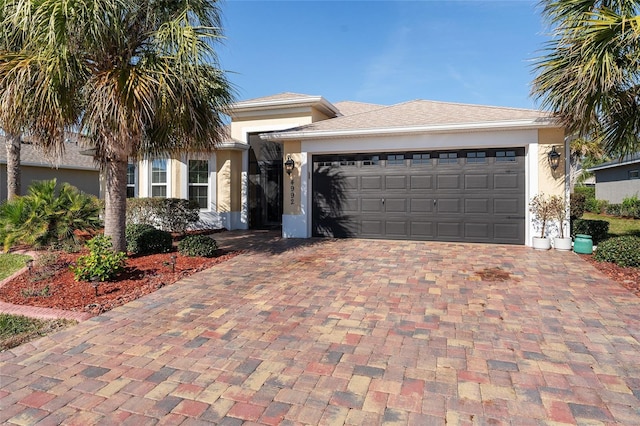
[5,133,21,200]
[104,158,128,252]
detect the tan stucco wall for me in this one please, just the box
[537,128,565,196]
[170,157,182,198]
[0,164,100,201]
[231,114,314,141]
[215,150,243,213]
[283,141,302,215]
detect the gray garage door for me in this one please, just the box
[312,148,525,244]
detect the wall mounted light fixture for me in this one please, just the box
[548,146,561,171]
[284,155,295,175]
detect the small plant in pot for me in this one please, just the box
[549,195,572,250]
[529,193,553,250]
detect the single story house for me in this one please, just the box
[0,134,101,201]
[130,92,568,246]
[587,153,640,203]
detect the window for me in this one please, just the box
[151,159,167,197]
[412,153,431,165]
[630,170,639,180]
[188,160,209,209]
[126,163,136,198]
[496,150,517,162]
[438,152,458,164]
[362,155,380,166]
[467,151,486,164]
[387,154,405,166]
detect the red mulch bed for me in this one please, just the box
[0,249,240,316]
[581,255,640,298]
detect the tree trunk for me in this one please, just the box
[104,158,128,252]
[6,133,21,200]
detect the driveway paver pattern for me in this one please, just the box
[1,230,639,425]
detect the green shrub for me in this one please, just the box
[621,195,640,218]
[594,236,640,268]
[584,197,607,213]
[178,235,218,257]
[570,193,586,219]
[126,198,199,234]
[571,219,610,244]
[605,203,622,217]
[0,179,102,251]
[573,186,595,199]
[71,236,127,282]
[125,224,172,255]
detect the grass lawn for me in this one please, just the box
[582,213,640,237]
[0,313,76,351]
[0,253,31,281]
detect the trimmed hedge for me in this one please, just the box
[570,193,586,220]
[126,198,200,234]
[594,236,640,268]
[125,224,172,255]
[573,186,595,199]
[178,235,218,257]
[571,219,609,245]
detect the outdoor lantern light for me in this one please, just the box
[548,146,561,171]
[284,155,295,175]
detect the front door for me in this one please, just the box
[248,134,283,229]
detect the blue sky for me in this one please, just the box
[218,0,549,110]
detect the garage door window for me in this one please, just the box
[387,154,405,166]
[467,152,486,164]
[412,153,431,165]
[362,155,380,166]
[496,150,517,162]
[438,153,458,164]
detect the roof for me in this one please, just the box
[230,92,340,118]
[0,134,98,171]
[263,99,558,140]
[587,153,640,172]
[333,101,386,116]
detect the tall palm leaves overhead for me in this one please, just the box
[532,0,640,157]
[0,0,235,251]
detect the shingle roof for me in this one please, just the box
[333,101,386,116]
[237,92,318,104]
[0,134,98,170]
[587,153,640,172]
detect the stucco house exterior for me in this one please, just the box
[129,92,567,247]
[588,153,640,203]
[0,134,101,201]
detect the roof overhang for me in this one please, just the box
[587,156,640,172]
[230,95,340,119]
[262,118,561,141]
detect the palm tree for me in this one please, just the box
[0,0,234,251]
[532,0,640,157]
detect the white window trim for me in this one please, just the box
[187,157,211,211]
[150,158,171,198]
[126,162,138,198]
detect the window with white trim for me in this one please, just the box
[188,159,209,209]
[151,159,168,197]
[126,163,136,198]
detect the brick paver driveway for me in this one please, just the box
[1,230,639,425]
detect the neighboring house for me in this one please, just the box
[587,153,640,203]
[129,92,568,246]
[0,134,100,201]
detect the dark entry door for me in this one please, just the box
[248,134,283,229]
[312,148,525,244]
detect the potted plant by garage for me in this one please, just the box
[549,195,572,250]
[529,193,552,250]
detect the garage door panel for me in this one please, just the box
[411,199,433,213]
[411,175,433,189]
[437,175,460,189]
[361,198,382,212]
[342,198,359,213]
[385,220,407,236]
[437,222,462,238]
[410,221,434,237]
[465,198,490,214]
[494,173,518,189]
[344,176,358,190]
[494,198,520,215]
[361,176,382,190]
[494,223,521,241]
[385,199,407,213]
[385,175,406,189]
[361,220,383,235]
[465,174,489,190]
[437,199,461,214]
[464,222,490,238]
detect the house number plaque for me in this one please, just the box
[290,179,295,205]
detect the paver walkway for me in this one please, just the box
[1,230,639,425]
